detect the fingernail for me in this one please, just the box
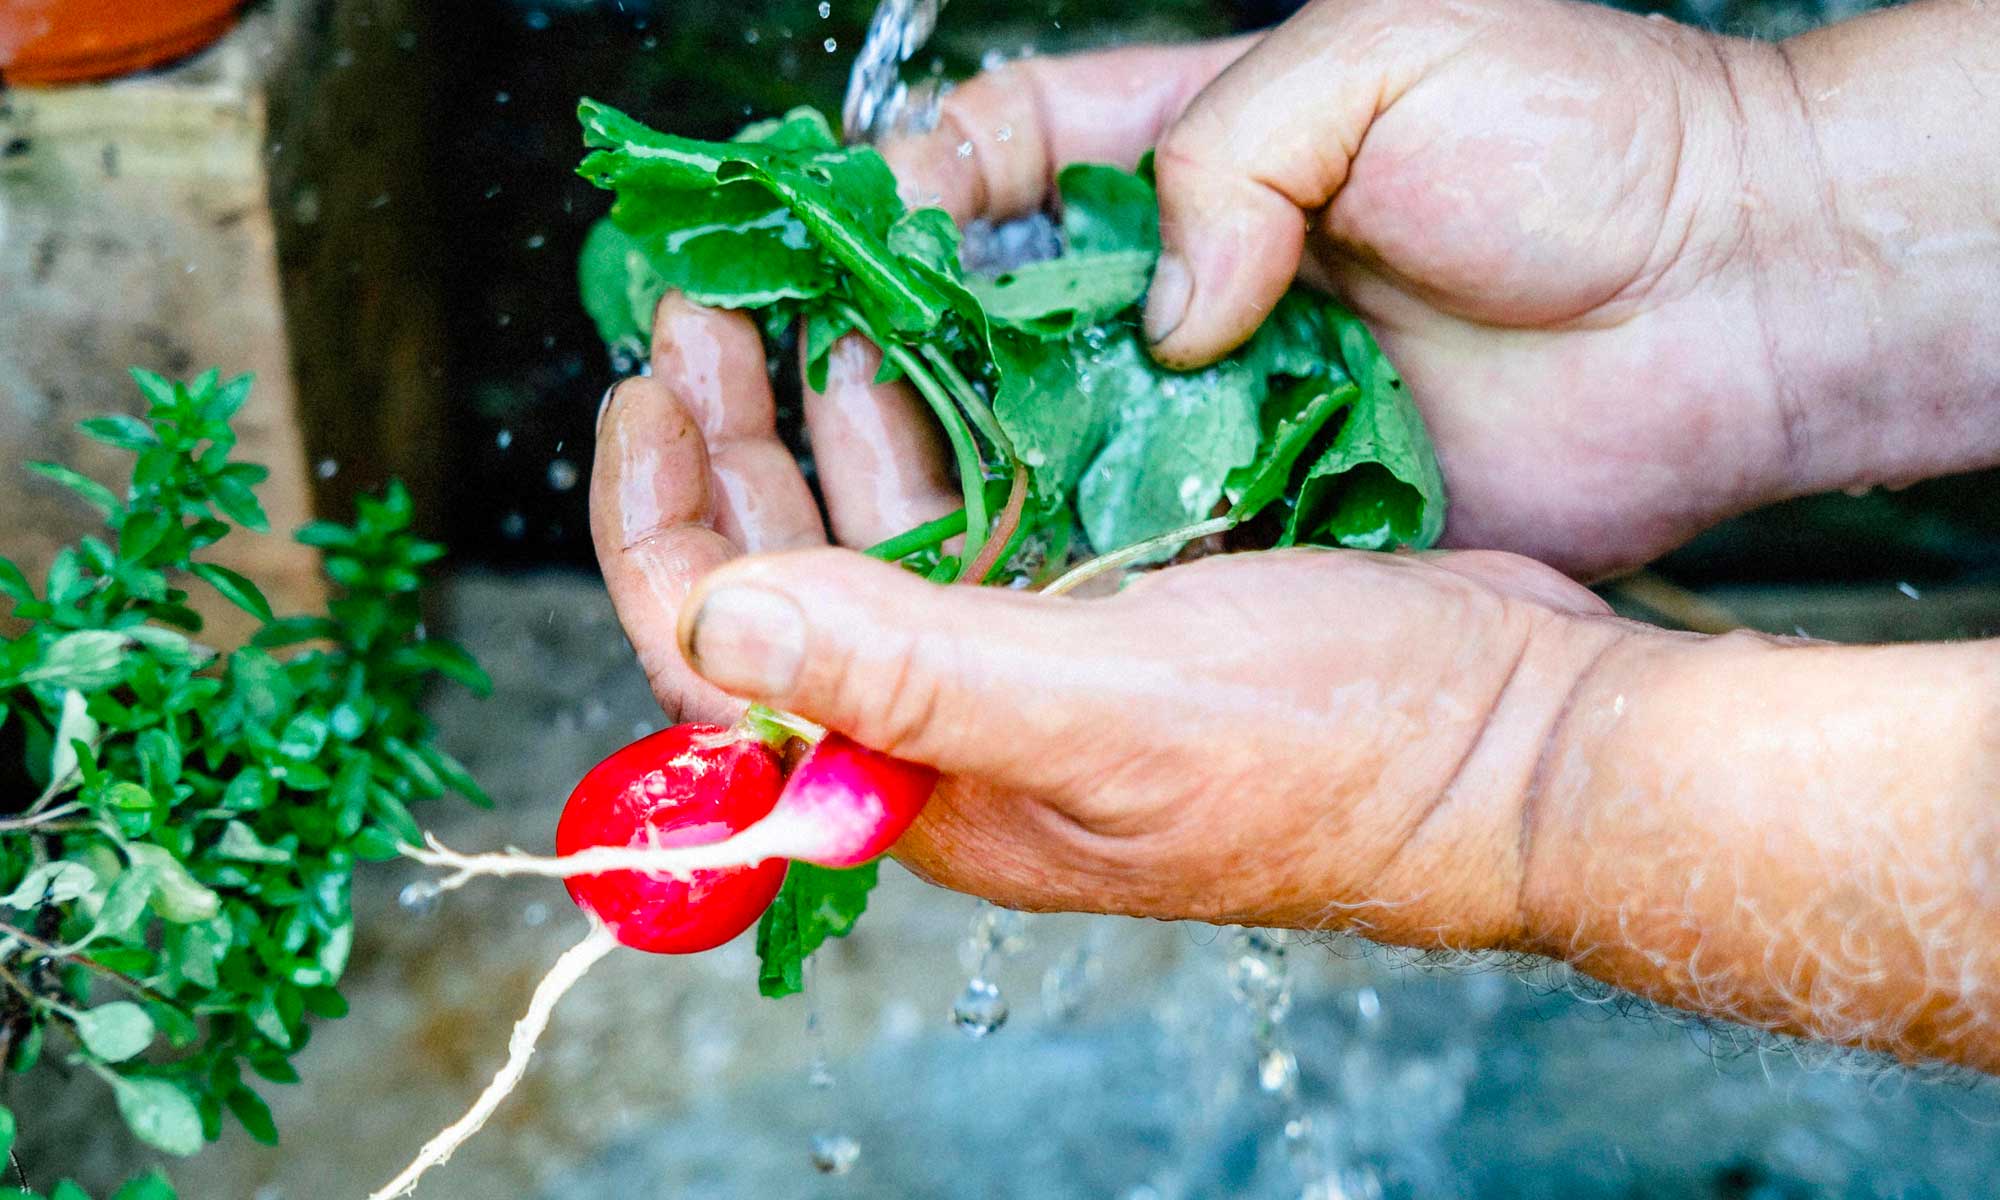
[596,382,622,435]
[1144,253,1192,344]
[686,586,806,698]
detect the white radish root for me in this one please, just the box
[365,921,620,1200]
[399,820,794,898]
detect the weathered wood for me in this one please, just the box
[0,3,324,646]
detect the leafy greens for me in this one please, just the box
[574,101,1448,996]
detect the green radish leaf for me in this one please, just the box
[577,216,664,357]
[1058,162,1160,255]
[578,99,945,335]
[1073,330,1262,555]
[73,1002,156,1063]
[0,1104,15,1164]
[1282,308,1447,550]
[969,250,1155,338]
[1225,377,1359,525]
[108,1075,204,1157]
[990,330,1098,503]
[755,862,879,999]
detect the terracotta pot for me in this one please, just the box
[0,0,242,86]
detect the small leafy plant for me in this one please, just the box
[0,370,488,1198]
[574,103,1449,997]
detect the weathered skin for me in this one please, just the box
[592,0,2000,1071]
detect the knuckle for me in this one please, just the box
[858,628,958,758]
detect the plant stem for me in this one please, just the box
[960,463,1030,584]
[0,803,83,832]
[921,344,1011,457]
[1040,516,1240,598]
[863,508,967,562]
[836,304,991,567]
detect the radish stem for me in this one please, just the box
[864,508,966,561]
[366,920,618,1200]
[1040,515,1239,598]
[959,463,1029,583]
[838,303,991,567]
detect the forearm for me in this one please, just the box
[1522,629,2000,1070]
[1747,0,2000,494]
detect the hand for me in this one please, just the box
[881,0,1823,578]
[593,292,1622,945]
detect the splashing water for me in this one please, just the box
[951,900,1030,1036]
[842,0,949,142]
[801,958,863,1175]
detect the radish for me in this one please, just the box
[766,732,939,868]
[555,723,789,953]
[369,714,937,1198]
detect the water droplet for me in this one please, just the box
[808,1058,835,1090]
[809,1131,860,1174]
[1897,580,1921,600]
[523,8,551,31]
[995,124,1012,142]
[1259,1046,1298,1093]
[818,1,832,16]
[292,186,321,225]
[500,511,527,540]
[366,192,390,210]
[525,232,546,250]
[495,428,513,450]
[494,90,511,105]
[956,140,974,158]
[547,458,579,492]
[952,977,1008,1037]
[744,27,761,43]
[1354,985,1383,1027]
[824,37,839,52]
[315,458,339,480]
[521,901,549,928]
[398,880,441,915]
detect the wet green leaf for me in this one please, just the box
[755,862,879,999]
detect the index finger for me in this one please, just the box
[880,36,1258,224]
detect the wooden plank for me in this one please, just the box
[0,2,324,647]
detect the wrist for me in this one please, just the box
[1738,8,2000,498]
[1519,627,2000,1066]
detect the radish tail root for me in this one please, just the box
[365,921,620,1199]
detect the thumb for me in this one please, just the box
[1142,3,1454,367]
[675,548,1121,790]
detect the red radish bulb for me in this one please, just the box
[763,733,940,868]
[555,724,788,953]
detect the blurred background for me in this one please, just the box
[4,0,2000,1197]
